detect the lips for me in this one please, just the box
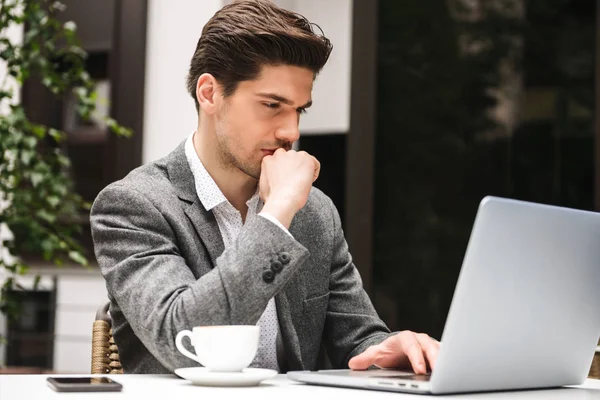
[261,149,277,156]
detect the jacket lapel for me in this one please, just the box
[166,142,224,266]
[184,202,224,266]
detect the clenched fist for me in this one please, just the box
[259,149,320,228]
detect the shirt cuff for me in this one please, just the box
[258,212,293,238]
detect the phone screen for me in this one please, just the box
[51,378,117,384]
[47,377,123,392]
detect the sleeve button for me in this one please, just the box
[278,252,291,265]
[271,260,283,273]
[262,270,275,283]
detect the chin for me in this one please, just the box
[239,164,261,180]
[249,169,261,180]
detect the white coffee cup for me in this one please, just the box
[175,325,259,372]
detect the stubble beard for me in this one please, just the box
[215,125,261,180]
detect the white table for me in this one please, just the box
[1,374,599,400]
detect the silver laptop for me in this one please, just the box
[289,196,600,394]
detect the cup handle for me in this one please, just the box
[175,330,202,364]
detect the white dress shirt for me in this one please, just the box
[184,132,286,371]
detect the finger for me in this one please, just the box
[311,156,321,182]
[348,345,380,370]
[416,333,439,371]
[400,332,427,374]
[260,155,271,176]
[259,158,270,201]
[258,177,269,202]
[274,148,287,156]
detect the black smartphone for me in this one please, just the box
[46,377,123,392]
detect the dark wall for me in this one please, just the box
[300,134,346,226]
[372,0,596,337]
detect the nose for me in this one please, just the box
[275,115,300,144]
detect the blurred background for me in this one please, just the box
[0,0,597,373]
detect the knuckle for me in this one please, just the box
[406,341,420,351]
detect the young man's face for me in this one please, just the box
[213,65,314,180]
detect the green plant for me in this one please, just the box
[0,0,131,322]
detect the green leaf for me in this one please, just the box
[24,29,38,44]
[48,128,64,142]
[31,125,46,139]
[42,76,53,87]
[36,209,57,224]
[56,154,70,167]
[16,264,29,276]
[51,182,68,196]
[68,251,88,266]
[47,196,60,208]
[23,136,37,149]
[106,117,133,138]
[7,129,23,143]
[20,150,35,166]
[30,172,44,187]
[40,238,55,259]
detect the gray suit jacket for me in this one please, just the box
[90,141,391,373]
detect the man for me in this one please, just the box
[91,0,439,374]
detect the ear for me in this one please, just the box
[196,73,219,115]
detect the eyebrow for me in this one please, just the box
[256,92,313,109]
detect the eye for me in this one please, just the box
[297,107,307,115]
[264,102,280,110]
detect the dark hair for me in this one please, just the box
[186,0,332,111]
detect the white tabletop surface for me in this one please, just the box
[1,374,599,400]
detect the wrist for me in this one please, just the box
[261,198,297,229]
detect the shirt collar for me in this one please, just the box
[185,132,262,213]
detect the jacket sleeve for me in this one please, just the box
[90,183,310,370]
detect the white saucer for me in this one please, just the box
[174,367,278,387]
